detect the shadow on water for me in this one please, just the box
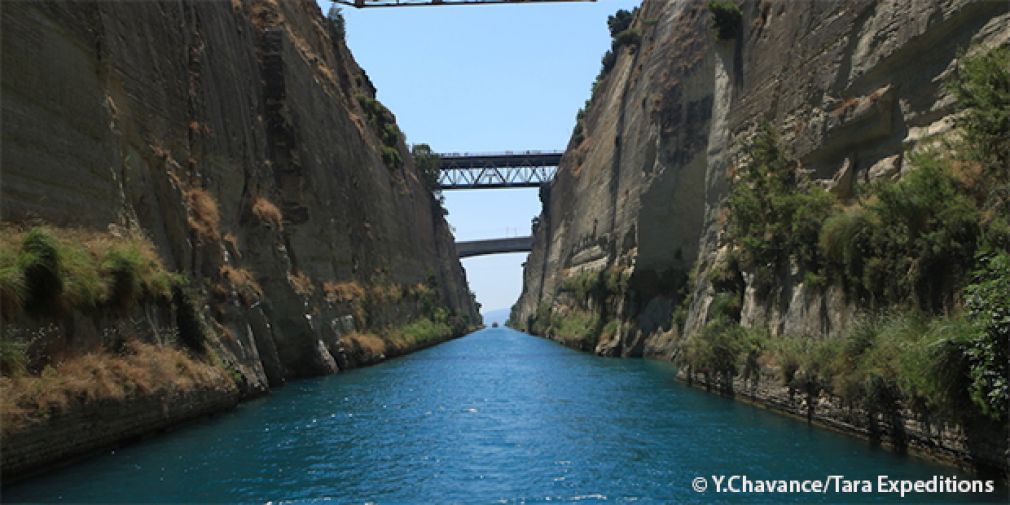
[4,328,1006,504]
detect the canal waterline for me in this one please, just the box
[3,328,1004,503]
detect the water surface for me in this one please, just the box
[4,328,1004,503]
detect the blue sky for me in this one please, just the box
[322,0,641,313]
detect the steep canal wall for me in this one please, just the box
[511,0,1009,476]
[0,0,478,479]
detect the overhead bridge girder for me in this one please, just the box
[456,236,533,258]
[336,0,595,8]
[437,151,562,190]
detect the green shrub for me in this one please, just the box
[2,227,180,316]
[854,314,926,408]
[18,228,63,309]
[982,214,1010,252]
[604,266,628,295]
[767,335,838,394]
[572,108,587,145]
[381,146,402,169]
[600,50,617,74]
[382,123,400,146]
[59,239,106,310]
[561,270,601,302]
[552,308,599,346]
[766,311,994,421]
[947,46,1010,170]
[877,153,979,304]
[612,29,642,51]
[738,327,769,383]
[915,316,977,418]
[601,318,620,339]
[607,8,635,37]
[708,0,742,40]
[357,94,404,168]
[679,321,745,378]
[961,251,1010,420]
[530,302,553,336]
[0,338,28,376]
[0,241,26,315]
[101,240,176,308]
[708,291,741,325]
[819,209,875,288]
[398,316,452,345]
[820,153,980,308]
[411,143,441,194]
[727,124,835,293]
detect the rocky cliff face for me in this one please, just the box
[1,0,478,477]
[511,0,1008,473]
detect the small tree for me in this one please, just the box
[607,9,635,37]
[411,144,446,211]
[708,0,742,40]
[948,47,1010,174]
[326,4,345,41]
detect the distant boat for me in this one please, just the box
[491,322,499,328]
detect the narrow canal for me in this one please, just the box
[4,328,1001,503]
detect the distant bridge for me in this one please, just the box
[337,0,594,8]
[437,150,561,190]
[456,236,533,258]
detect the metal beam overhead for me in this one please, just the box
[335,0,595,8]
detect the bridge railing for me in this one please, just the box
[436,149,563,158]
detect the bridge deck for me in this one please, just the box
[456,236,533,258]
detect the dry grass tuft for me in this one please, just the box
[0,341,232,432]
[251,197,284,230]
[288,270,314,296]
[185,188,221,241]
[220,265,262,305]
[343,332,387,357]
[322,281,365,304]
[323,280,368,324]
[370,283,404,304]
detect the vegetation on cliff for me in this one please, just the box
[573,7,642,146]
[517,266,630,350]
[0,226,238,436]
[0,226,181,319]
[678,46,1010,424]
[342,307,471,363]
[0,341,234,432]
[707,0,742,40]
[357,94,404,169]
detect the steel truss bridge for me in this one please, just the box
[336,0,594,8]
[437,150,562,190]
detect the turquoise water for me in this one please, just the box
[3,328,1005,503]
